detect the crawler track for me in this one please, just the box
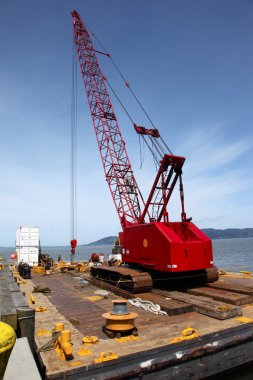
[206,266,219,283]
[91,265,219,294]
[90,265,153,293]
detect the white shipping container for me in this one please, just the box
[16,226,40,266]
[16,248,39,266]
[16,226,40,247]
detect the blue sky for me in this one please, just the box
[0,0,252,246]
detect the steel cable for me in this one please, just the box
[85,24,173,158]
[70,43,78,243]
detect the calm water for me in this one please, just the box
[1,237,253,270]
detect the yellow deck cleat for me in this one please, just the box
[115,335,139,343]
[170,327,199,344]
[94,351,119,363]
[77,347,92,357]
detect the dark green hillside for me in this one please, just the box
[85,229,253,245]
[202,228,253,239]
[87,236,117,246]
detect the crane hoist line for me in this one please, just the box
[70,41,77,260]
[71,10,219,292]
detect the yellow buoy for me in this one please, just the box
[0,322,16,378]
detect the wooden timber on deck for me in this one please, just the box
[83,273,193,316]
[186,286,253,305]
[84,271,244,320]
[209,277,253,295]
[152,289,242,319]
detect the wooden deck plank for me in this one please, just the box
[136,292,193,315]
[209,279,253,296]
[186,286,253,305]
[152,289,242,319]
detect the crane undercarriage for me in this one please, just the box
[91,265,219,294]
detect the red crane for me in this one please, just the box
[71,11,218,291]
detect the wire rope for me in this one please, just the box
[90,30,157,128]
[70,43,78,242]
[105,78,134,124]
[106,77,159,166]
[85,24,173,156]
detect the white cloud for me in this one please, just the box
[177,123,253,175]
[166,124,253,227]
[132,123,253,229]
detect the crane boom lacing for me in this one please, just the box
[72,11,145,227]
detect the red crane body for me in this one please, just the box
[71,11,214,275]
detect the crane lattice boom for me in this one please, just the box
[72,11,143,228]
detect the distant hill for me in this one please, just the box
[1,229,253,248]
[86,229,253,245]
[87,236,117,246]
[202,228,253,240]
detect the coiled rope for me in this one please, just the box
[36,330,61,353]
[128,297,167,316]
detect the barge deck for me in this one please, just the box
[6,269,253,379]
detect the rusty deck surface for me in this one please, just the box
[18,271,253,379]
[31,272,167,339]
